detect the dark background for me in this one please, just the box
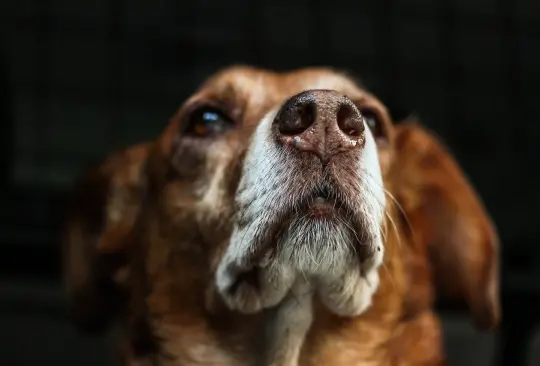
[1,0,539,365]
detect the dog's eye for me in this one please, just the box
[361,109,384,138]
[184,107,234,138]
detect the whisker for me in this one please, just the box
[336,215,361,253]
[358,169,410,253]
[383,189,416,246]
[384,209,401,250]
[382,261,396,290]
[360,168,416,244]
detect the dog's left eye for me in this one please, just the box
[361,109,384,139]
[184,107,234,138]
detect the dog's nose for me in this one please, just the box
[273,90,364,163]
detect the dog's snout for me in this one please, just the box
[274,90,364,163]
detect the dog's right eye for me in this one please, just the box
[183,107,234,138]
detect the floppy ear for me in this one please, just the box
[62,144,147,334]
[392,122,500,330]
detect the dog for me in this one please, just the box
[63,66,500,366]
[62,142,149,334]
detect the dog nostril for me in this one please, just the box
[278,101,316,136]
[337,103,364,137]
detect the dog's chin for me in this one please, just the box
[215,203,384,317]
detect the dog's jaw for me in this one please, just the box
[216,106,386,316]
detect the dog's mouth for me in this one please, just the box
[247,184,358,260]
[232,184,355,267]
[217,177,384,314]
[294,185,353,222]
[307,186,339,217]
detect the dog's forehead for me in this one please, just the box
[200,66,375,109]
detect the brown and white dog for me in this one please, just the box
[63,66,500,366]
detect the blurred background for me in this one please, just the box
[1,0,539,365]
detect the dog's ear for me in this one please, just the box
[62,145,146,334]
[392,122,500,330]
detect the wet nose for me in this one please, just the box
[273,89,365,163]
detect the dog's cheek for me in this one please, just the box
[377,145,393,174]
[226,148,247,198]
[196,149,248,253]
[170,136,214,179]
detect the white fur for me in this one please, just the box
[262,278,314,366]
[216,109,298,312]
[216,101,386,317]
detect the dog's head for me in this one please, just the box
[143,66,393,319]
[62,143,148,333]
[140,65,499,329]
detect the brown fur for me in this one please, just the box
[62,143,149,334]
[63,66,499,365]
